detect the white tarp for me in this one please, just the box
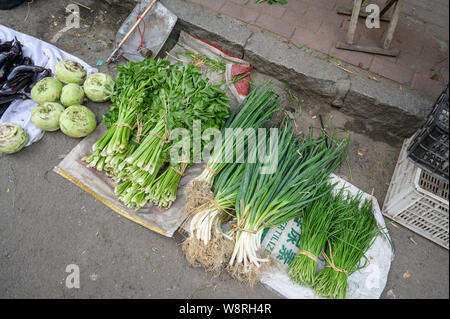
[0,24,97,146]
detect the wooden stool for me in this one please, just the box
[336,0,404,57]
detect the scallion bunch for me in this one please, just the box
[228,123,348,285]
[182,160,245,272]
[186,83,280,207]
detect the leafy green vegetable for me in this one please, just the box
[83,58,230,209]
[288,186,347,287]
[313,193,380,299]
[190,83,280,190]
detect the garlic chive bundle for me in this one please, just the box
[313,193,380,299]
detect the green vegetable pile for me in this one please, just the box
[183,89,350,284]
[287,187,380,298]
[312,193,379,299]
[29,60,113,138]
[83,58,230,209]
[227,124,348,284]
[287,187,348,287]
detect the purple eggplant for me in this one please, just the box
[0,51,13,69]
[6,65,45,81]
[0,39,23,82]
[0,103,11,117]
[24,68,52,93]
[22,57,33,65]
[0,72,33,95]
[0,93,27,105]
[0,39,49,101]
[0,53,17,82]
[7,72,33,87]
[0,40,13,53]
[0,92,27,117]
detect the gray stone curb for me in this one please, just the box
[161,0,435,138]
[161,0,252,58]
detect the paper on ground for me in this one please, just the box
[166,31,252,102]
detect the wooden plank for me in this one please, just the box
[336,6,391,22]
[346,0,363,44]
[380,0,397,17]
[382,0,403,49]
[336,41,400,57]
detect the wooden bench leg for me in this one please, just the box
[382,0,403,49]
[347,0,363,44]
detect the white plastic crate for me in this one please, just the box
[383,138,449,249]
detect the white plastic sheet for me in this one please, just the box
[0,24,97,146]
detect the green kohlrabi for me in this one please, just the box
[54,59,86,85]
[30,77,63,104]
[59,105,97,138]
[60,83,85,107]
[83,73,114,102]
[0,123,29,154]
[31,102,65,131]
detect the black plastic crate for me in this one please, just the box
[407,85,449,183]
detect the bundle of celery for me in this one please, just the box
[313,193,379,299]
[186,83,280,206]
[83,58,230,209]
[287,187,348,287]
[227,124,348,285]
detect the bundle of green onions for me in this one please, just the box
[182,84,280,272]
[227,124,348,285]
[83,58,231,209]
[185,83,280,206]
[182,160,245,272]
[313,193,379,299]
[287,186,348,287]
